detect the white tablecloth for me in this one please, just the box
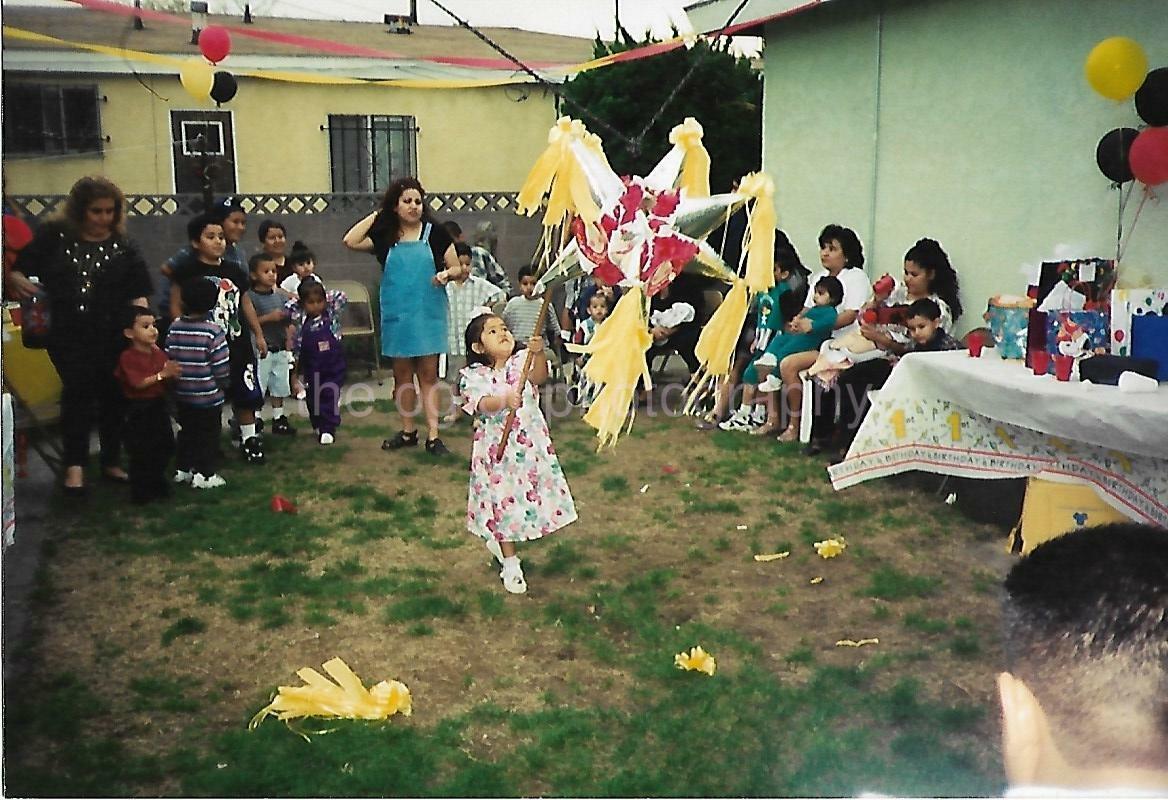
[828,352,1168,527]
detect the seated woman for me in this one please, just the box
[808,237,963,458]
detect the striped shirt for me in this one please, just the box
[165,317,230,407]
[502,295,560,348]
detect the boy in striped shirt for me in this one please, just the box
[166,278,230,489]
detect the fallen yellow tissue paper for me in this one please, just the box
[835,638,880,648]
[674,645,717,676]
[753,552,790,562]
[248,657,412,731]
[814,537,847,559]
[809,577,824,585]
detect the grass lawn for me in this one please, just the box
[4,394,1012,797]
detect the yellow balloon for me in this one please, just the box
[179,58,214,101]
[1085,37,1148,101]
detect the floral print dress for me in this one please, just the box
[459,352,577,544]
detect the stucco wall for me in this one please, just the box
[762,0,1168,334]
[3,73,560,195]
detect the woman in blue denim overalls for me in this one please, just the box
[343,178,464,455]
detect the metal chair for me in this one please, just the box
[329,280,380,376]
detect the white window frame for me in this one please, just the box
[180,120,226,157]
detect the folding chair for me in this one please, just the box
[2,312,64,474]
[329,280,380,376]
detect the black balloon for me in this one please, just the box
[1095,127,1139,183]
[210,71,238,104]
[1135,67,1168,127]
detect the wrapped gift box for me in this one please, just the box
[1131,315,1168,381]
[1110,288,1168,356]
[986,295,1035,359]
[1045,310,1110,359]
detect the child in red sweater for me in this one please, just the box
[114,306,182,504]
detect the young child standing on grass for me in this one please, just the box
[458,312,576,594]
[247,253,296,436]
[290,279,348,445]
[166,278,230,488]
[115,306,182,504]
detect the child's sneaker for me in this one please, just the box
[271,416,296,436]
[319,432,334,445]
[240,435,265,464]
[191,473,226,489]
[757,375,784,393]
[500,559,527,594]
[173,469,193,484]
[718,409,755,431]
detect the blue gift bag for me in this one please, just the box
[1131,315,1168,381]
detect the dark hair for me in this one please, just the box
[442,220,463,239]
[210,196,245,224]
[586,291,612,312]
[257,219,286,244]
[297,277,326,305]
[1003,523,1168,768]
[123,304,154,330]
[187,213,222,245]
[906,297,942,321]
[288,241,315,268]
[814,275,844,306]
[59,175,127,237]
[517,265,536,281]
[248,252,276,275]
[904,238,963,322]
[453,241,472,260]
[464,313,516,368]
[817,224,865,270]
[369,177,433,247]
[180,277,218,316]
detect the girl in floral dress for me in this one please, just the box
[459,311,577,594]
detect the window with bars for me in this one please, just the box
[2,83,103,156]
[327,114,417,193]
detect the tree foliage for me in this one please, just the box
[561,36,762,192]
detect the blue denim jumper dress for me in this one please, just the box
[379,222,449,358]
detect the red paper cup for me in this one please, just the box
[8,306,22,327]
[1053,355,1073,382]
[1030,350,1049,376]
[967,331,984,357]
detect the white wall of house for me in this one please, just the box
[759,0,1168,333]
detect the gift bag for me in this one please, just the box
[1110,288,1168,356]
[1036,259,1116,311]
[1131,315,1168,381]
[985,295,1035,359]
[1046,310,1110,359]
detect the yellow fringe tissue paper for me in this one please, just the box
[249,657,412,735]
[675,645,717,676]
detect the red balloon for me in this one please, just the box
[1129,127,1168,186]
[198,25,231,64]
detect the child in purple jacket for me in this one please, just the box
[290,278,348,445]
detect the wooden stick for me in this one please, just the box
[495,292,554,462]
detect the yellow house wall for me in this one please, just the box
[3,72,560,194]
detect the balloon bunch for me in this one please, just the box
[178,25,238,106]
[1087,37,1168,187]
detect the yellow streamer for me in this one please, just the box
[669,118,711,198]
[567,287,652,449]
[516,118,600,228]
[737,171,777,294]
[248,657,411,733]
[693,279,748,378]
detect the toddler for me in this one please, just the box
[458,312,576,594]
[247,253,296,436]
[291,279,348,445]
[568,290,611,408]
[166,278,231,488]
[753,275,843,394]
[280,241,320,296]
[904,298,963,352]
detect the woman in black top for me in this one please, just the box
[7,176,152,494]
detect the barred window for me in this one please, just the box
[2,83,103,156]
[328,114,417,193]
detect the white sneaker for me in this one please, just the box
[500,561,527,594]
[718,410,756,431]
[757,375,784,393]
[191,473,226,489]
[173,470,193,484]
[319,432,334,445]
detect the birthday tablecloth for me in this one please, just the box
[828,352,1168,527]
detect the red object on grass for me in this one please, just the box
[1030,349,1050,376]
[1053,355,1074,381]
[966,331,985,357]
[270,495,297,514]
[662,464,679,475]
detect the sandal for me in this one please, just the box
[382,430,419,450]
[777,426,800,442]
[425,437,451,456]
[750,422,782,437]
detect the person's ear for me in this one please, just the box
[998,672,1054,787]
[471,342,485,355]
[123,327,135,339]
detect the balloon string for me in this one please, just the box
[1118,186,1150,263]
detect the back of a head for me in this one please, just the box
[1003,523,1168,773]
[180,277,219,317]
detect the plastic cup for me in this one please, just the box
[1030,349,1049,376]
[1053,354,1073,382]
[967,331,985,357]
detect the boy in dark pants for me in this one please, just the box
[291,279,347,445]
[114,306,182,504]
[166,278,230,488]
